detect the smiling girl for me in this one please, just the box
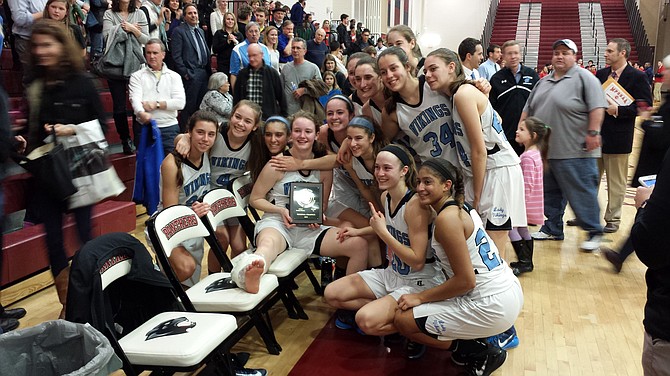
[232,111,369,294]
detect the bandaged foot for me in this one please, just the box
[231,253,266,293]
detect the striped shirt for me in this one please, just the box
[520,149,544,225]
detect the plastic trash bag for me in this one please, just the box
[0,319,122,376]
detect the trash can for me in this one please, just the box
[0,319,122,376]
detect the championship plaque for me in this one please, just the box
[289,182,323,224]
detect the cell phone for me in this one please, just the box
[638,174,657,188]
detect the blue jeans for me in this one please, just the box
[159,124,180,157]
[540,158,603,237]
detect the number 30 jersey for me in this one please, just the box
[395,76,458,166]
[432,202,514,299]
[384,190,441,280]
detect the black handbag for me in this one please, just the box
[17,132,77,201]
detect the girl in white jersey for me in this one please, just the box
[325,144,444,341]
[176,100,262,271]
[378,47,457,165]
[394,158,523,376]
[270,96,384,270]
[159,111,218,285]
[354,55,385,126]
[231,111,369,294]
[386,25,424,76]
[423,48,525,259]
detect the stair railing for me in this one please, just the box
[622,0,654,64]
[480,0,500,49]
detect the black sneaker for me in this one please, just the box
[0,307,26,319]
[235,368,267,376]
[0,318,19,333]
[122,138,136,155]
[383,333,404,347]
[464,346,507,376]
[334,309,356,330]
[406,340,426,360]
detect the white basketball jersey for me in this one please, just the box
[395,76,458,165]
[370,100,383,127]
[352,91,364,116]
[266,153,321,216]
[431,202,512,299]
[451,102,520,177]
[158,153,211,210]
[209,131,252,189]
[384,191,440,280]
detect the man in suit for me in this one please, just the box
[171,4,211,129]
[595,38,652,233]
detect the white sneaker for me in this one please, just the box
[580,234,602,252]
[531,231,564,241]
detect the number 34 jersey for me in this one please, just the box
[395,76,458,166]
[432,203,516,299]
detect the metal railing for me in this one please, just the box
[521,0,533,64]
[586,1,602,67]
[481,0,500,49]
[622,0,654,64]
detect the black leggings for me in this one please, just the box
[36,193,92,277]
[107,78,131,141]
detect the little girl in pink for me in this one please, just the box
[510,116,550,276]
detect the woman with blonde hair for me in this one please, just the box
[212,11,243,76]
[262,25,280,71]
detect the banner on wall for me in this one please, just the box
[388,0,409,26]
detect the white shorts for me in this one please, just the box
[359,267,445,301]
[413,280,524,341]
[465,164,527,230]
[253,214,331,253]
[326,196,371,219]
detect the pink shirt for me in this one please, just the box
[520,149,544,225]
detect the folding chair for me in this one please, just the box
[230,175,323,318]
[70,233,238,376]
[146,204,283,355]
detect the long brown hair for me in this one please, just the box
[378,47,413,115]
[523,116,551,168]
[426,48,469,96]
[30,19,84,77]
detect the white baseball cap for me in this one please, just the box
[552,39,578,54]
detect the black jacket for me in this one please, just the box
[632,147,670,342]
[489,64,539,155]
[66,233,178,337]
[596,65,653,154]
[233,63,287,120]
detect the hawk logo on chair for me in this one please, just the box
[161,214,198,240]
[205,277,238,292]
[210,197,237,217]
[145,317,196,340]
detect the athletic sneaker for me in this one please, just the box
[464,347,507,376]
[334,309,365,334]
[335,309,356,330]
[235,368,267,376]
[580,234,602,252]
[406,341,426,360]
[487,326,519,350]
[531,230,564,241]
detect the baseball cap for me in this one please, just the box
[552,39,578,54]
